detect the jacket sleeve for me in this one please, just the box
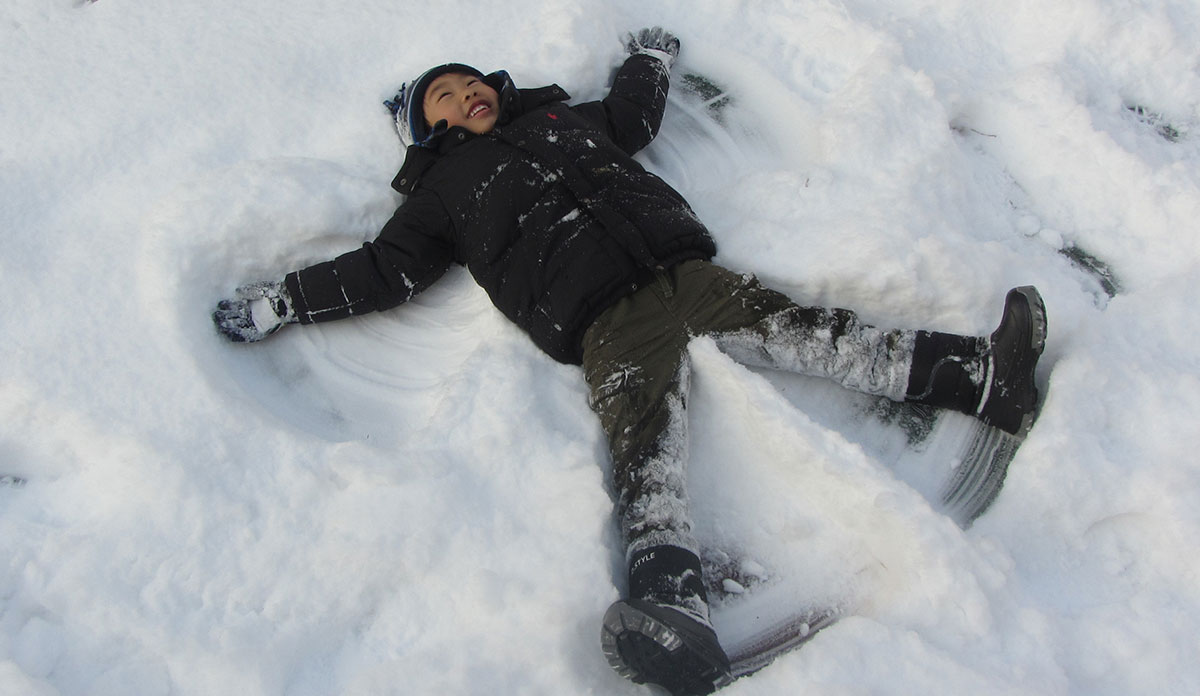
[570,53,671,156]
[284,190,454,324]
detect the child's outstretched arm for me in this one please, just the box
[212,190,455,343]
[572,27,681,156]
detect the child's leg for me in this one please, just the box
[581,279,709,623]
[584,268,732,692]
[693,264,1045,435]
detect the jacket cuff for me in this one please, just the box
[634,48,676,71]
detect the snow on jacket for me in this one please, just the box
[283,53,717,364]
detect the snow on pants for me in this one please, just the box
[580,260,917,560]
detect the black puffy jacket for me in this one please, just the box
[284,54,716,364]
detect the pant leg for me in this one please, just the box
[675,262,917,401]
[581,276,698,558]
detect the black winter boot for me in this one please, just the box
[907,286,1047,436]
[601,546,732,695]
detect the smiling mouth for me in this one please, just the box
[467,102,492,118]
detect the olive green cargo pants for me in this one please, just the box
[581,260,916,559]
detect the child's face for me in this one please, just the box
[423,72,500,136]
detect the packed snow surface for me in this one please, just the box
[4,1,1200,694]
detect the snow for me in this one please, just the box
[3,0,1200,694]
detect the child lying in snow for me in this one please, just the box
[213,27,1046,695]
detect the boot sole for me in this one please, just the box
[992,286,1047,437]
[602,599,732,695]
[1017,286,1048,354]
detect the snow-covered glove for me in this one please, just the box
[624,27,681,70]
[212,280,298,343]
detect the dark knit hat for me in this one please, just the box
[388,62,486,147]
